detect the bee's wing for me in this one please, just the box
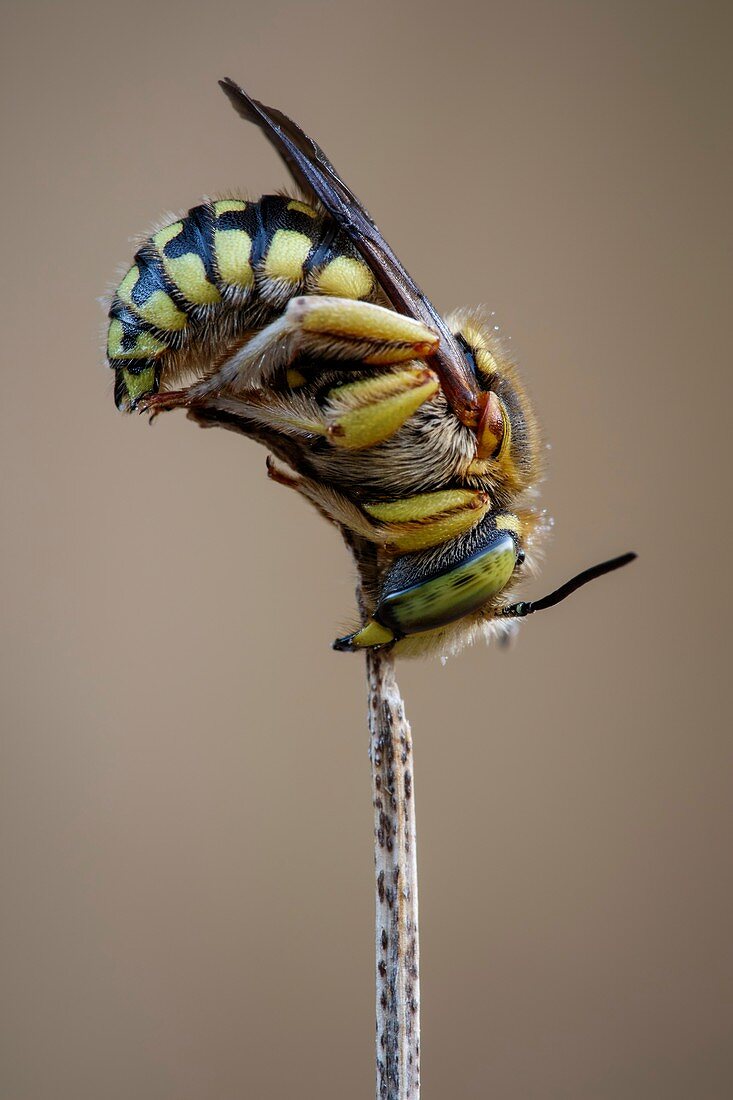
[219,78,482,427]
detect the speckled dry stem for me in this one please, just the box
[367,647,420,1100]
[183,415,422,1098]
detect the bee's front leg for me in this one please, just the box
[362,490,491,552]
[264,459,381,539]
[265,461,491,556]
[265,454,301,490]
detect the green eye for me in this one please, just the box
[375,531,518,637]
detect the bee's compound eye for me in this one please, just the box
[515,548,526,567]
[375,531,518,637]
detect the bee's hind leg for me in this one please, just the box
[137,388,194,419]
[182,296,441,400]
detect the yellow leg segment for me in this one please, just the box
[297,481,490,553]
[148,356,440,448]
[293,296,439,364]
[173,295,440,402]
[364,489,491,551]
[324,367,439,450]
[265,460,490,555]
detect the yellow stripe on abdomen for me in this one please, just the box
[152,221,221,306]
[213,199,248,215]
[213,229,254,288]
[107,320,168,360]
[316,255,374,299]
[263,229,312,282]
[116,265,188,332]
[286,199,317,218]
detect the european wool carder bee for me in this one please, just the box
[106,79,634,657]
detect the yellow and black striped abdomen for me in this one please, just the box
[107,195,376,411]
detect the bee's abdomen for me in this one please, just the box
[107,195,376,410]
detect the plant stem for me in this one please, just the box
[181,415,423,1095]
[367,647,420,1100]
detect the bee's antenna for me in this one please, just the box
[500,552,637,618]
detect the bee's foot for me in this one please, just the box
[136,389,192,420]
[265,454,302,490]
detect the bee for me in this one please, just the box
[106,78,634,657]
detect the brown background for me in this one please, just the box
[2,1,731,1097]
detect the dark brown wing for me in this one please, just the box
[219,77,483,427]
